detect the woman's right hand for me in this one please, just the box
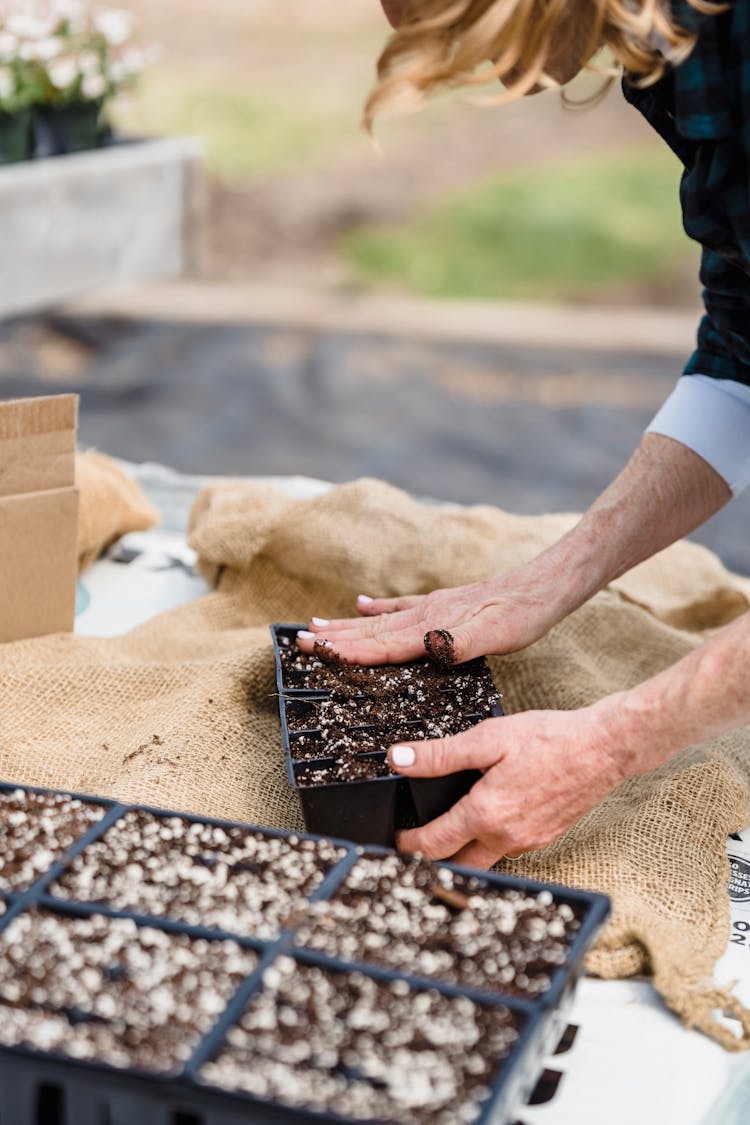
[295,568,568,665]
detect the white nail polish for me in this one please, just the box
[311,617,330,627]
[297,630,314,640]
[357,594,374,605]
[390,744,415,767]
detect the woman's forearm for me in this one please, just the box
[594,606,750,778]
[518,432,732,625]
[300,433,734,667]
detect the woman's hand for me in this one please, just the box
[297,434,732,667]
[386,596,750,868]
[385,701,635,868]
[295,568,573,665]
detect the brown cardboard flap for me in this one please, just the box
[0,487,79,644]
[0,394,77,498]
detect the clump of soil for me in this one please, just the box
[424,628,457,667]
[199,955,522,1125]
[51,810,345,940]
[294,852,582,999]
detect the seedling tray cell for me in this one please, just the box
[0,785,112,893]
[294,758,400,847]
[47,807,348,941]
[0,780,609,1125]
[273,623,330,697]
[409,768,481,824]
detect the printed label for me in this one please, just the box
[729,856,750,904]
[720,833,750,1004]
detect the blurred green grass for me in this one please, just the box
[342,147,693,301]
[111,70,355,177]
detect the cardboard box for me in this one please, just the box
[0,395,79,644]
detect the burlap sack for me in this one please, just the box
[76,451,159,571]
[1,477,749,1048]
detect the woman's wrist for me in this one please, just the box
[587,688,681,782]
[506,518,609,621]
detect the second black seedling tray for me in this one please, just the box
[0,780,610,1125]
[272,624,504,845]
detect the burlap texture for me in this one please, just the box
[76,451,159,571]
[1,476,749,1047]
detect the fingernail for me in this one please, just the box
[357,594,374,605]
[390,744,415,767]
[311,617,330,627]
[297,630,314,640]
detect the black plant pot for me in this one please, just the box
[0,108,32,164]
[32,99,104,158]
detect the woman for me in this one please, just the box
[297,0,750,870]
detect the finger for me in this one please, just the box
[304,606,421,638]
[387,725,501,777]
[452,840,506,870]
[446,619,500,664]
[296,629,426,665]
[396,796,475,860]
[356,593,423,616]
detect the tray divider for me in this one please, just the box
[183,941,292,1077]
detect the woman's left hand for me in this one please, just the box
[387,701,635,868]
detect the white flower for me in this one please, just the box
[51,0,86,23]
[48,54,78,89]
[77,49,99,75]
[93,8,132,47]
[7,14,56,40]
[107,58,124,84]
[18,35,62,61]
[119,45,144,75]
[81,71,105,99]
[0,64,14,101]
[0,32,18,61]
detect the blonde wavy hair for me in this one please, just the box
[364,0,718,130]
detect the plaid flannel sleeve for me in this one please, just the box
[684,248,750,387]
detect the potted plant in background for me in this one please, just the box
[0,1,153,160]
[0,0,197,322]
[0,29,39,163]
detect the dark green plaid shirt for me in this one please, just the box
[623,0,750,384]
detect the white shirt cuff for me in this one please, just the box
[646,374,750,495]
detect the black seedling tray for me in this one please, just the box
[0,780,609,1125]
[272,623,503,845]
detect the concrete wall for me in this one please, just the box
[0,137,203,319]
